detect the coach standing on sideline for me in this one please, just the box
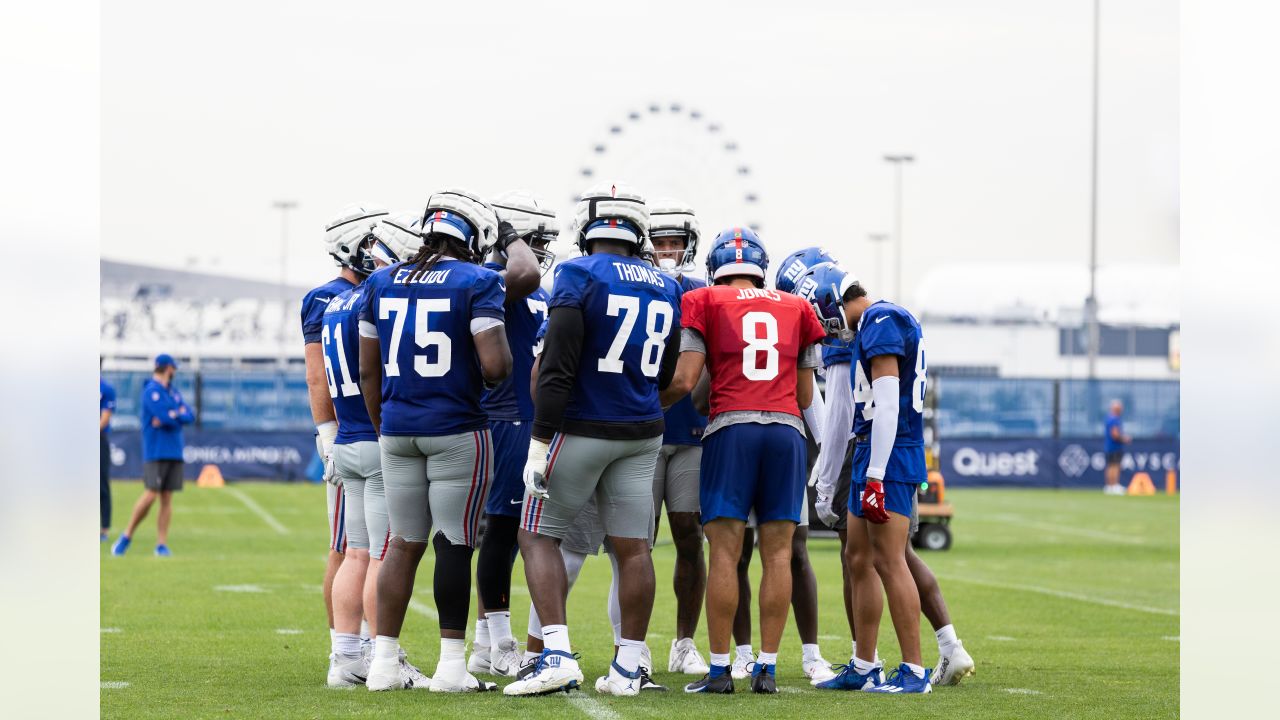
[100,375,116,541]
[1103,400,1132,495]
[111,354,193,557]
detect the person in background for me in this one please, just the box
[100,375,116,541]
[1104,400,1132,495]
[111,354,193,557]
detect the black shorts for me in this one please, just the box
[1105,450,1123,467]
[829,438,855,532]
[144,460,184,492]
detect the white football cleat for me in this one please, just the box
[399,650,431,689]
[804,655,837,683]
[327,652,369,688]
[668,638,710,675]
[490,637,522,678]
[932,640,975,686]
[502,650,583,696]
[428,658,497,692]
[468,645,492,675]
[594,662,643,697]
[366,655,404,691]
[731,649,755,680]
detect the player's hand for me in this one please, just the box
[523,437,552,500]
[322,453,338,485]
[496,220,519,253]
[860,481,890,524]
[151,417,162,428]
[815,487,840,527]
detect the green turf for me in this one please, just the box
[101,482,1179,719]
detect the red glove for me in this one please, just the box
[860,481,891,524]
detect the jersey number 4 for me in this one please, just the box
[852,339,928,416]
[598,294,674,378]
[380,298,452,378]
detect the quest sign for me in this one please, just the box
[940,437,1180,488]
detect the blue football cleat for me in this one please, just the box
[111,535,131,556]
[815,663,885,690]
[154,544,172,557]
[865,664,932,694]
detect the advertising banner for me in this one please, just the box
[107,430,317,482]
[940,437,1180,488]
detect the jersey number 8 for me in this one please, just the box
[599,294,674,378]
[852,339,928,417]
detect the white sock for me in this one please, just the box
[936,624,958,655]
[475,618,491,648]
[374,635,399,662]
[542,624,572,654]
[710,652,730,669]
[487,611,512,643]
[801,643,821,663]
[334,632,361,657]
[735,644,754,659]
[616,638,644,674]
[904,662,925,679]
[851,640,858,660]
[440,637,465,663]
[527,602,543,640]
[853,656,877,675]
[360,619,371,643]
[329,628,337,647]
[758,651,778,667]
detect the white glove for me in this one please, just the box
[316,421,339,485]
[323,454,339,485]
[523,437,553,500]
[814,486,840,528]
[808,461,822,487]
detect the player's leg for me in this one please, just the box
[475,419,526,676]
[367,435,430,691]
[699,517,745,690]
[839,512,886,689]
[864,482,930,694]
[420,430,497,692]
[115,461,163,555]
[100,431,112,539]
[155,491,173,548]
[731,526,755,678]
[323,479,347,633]
[663,445,709,674]
[835,439,857,655]
[905,489,973,685]
[754,520,795,692]
[328,445,371,686]
[790,520,834,680]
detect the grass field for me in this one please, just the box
[100,482,1179,719]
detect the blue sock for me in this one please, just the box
[709,664,728,678]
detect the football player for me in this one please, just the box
[647,198,711,677]
[661,228,827,694]
[323,212,431,689]
[504,183,682,698]
[357,189,511,692]
[798,261,942,694]
[302,203,386,658]
[470,190,551,678]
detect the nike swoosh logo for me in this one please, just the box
[510,499,523,505]
[875,316,889,323]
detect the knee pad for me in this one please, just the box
[432,532,475,631]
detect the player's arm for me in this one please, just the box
[858,353,902,524]
[100,388,114,430]
[498,234,542,303]
[691,368,711,416]
[531,306,584,443]
[100,407,113,430]
[143,390,179,429]
[474,322,513,386]
[174,397,195,424]
[795,343,821,411]
[659,327,707,408]
[811,361,853,493]
[358,332,382,434]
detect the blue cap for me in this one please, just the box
[155,353,178,369]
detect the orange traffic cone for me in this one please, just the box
[1165,469,1178,495]
[196,464,225,488]
[1126,472,1156,496]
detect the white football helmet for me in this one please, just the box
[491,190,559,275]
[369,212,425,266]
[420,188,499,262]
[324,203,389,274]
[648,197,700,273]
[571,182,649,255]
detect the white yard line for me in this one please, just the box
[214,584,268,593]
[276,628,305,635]
[939,573,1178,616]
[566,693,621,720]
[100,627,122,634]
[408,598,439,620]
[227,488,290,535]
[971,513,1147,545]
[100,681,130,689]
[1004,687,1042,695]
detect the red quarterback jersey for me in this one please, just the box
[681,285,828,420]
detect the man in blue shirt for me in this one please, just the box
[1104,400,1132,495]
[100,376,116,541]
[112,354,193,557]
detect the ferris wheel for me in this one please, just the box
[557,102,764,269]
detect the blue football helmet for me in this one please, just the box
[796,261,861,341]
[775,247,836,294]
[705,227,769,285]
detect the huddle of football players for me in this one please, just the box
[301,182,976,698]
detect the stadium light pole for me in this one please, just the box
[883,154,914,301]
[1085,0,1102,379]
[272,200,298,359]
[868,232,890,292]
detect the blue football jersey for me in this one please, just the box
[481,262,549,422]
[357,259,506,437]
[662,274,708,446]
[321,287,377,443]
[850,301,926,446]
[549,253,682,424]
[822,336,854,368]
[302,276,356,344]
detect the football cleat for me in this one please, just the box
[502,650,583,696]
[111,535,131,557]
[428,658,497,692]
[467,645,492,675]
[594,662,643,697]
[750,664,778,694]
[490,637,522,678]
[638,666,667,692]
[813,663,884,690]
[931,640,975,686]
[515,656,539,681]
[864,664,932,694]
[731,650,755,680]
[327,652,369,688]
[804,655,837,683]
[684,671,734,694]
[366,655,404,691]
[154,544,172,557]
[669,638,710,675]
[400,650,430,689]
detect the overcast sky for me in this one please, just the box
[102,0,1177,308]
